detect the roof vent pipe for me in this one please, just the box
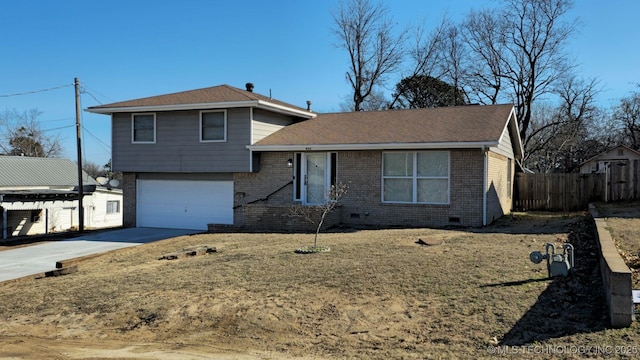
[245,83,254,92]
[306,100,312,111]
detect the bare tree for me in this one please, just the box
[438,22,468,105]
[462,9,505,105]
[503,0,577,141]
[524,76,602,172]
[462,0,578,142]
[612,86,640,149]
[290,183,348,252]
[387,18,449,109]
[332,0,406,111]
[0,108,63,157]
[83,160,105,179]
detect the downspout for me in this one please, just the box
[249,107,254,173]
[482,146,488,226]
[1,195,6,240]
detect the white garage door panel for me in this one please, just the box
[137,180,233,230]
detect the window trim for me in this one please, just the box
[199,110,227,143]
[293,152,337,205]
[381,151,450,205]
[106,200,121,214]
[131,113,156,144]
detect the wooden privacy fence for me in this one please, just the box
[607,159,639,201]
[514,173,606,211]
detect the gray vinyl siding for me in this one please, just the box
[251,108,297,144]
[112,108,251,172]
[492,127,515,159]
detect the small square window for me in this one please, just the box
[200,111,226,142]
[132,114,156,143]
[107,200,120,214]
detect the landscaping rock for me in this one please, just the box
[159,245,216,260]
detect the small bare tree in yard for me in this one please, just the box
[290,183,348,253]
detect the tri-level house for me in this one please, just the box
[87,83,523,231]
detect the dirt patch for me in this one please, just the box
[0,212,636,359]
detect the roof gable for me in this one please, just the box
[581,145,640,166]
[251,104,521,156]
[0,156,96,188]
[86,84,315,119]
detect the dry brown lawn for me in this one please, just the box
[0,211,639,359]
[594,200,640,288]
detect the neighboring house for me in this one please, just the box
[0,156,123,240]
[87,84,523,231]
[580,144,640,201]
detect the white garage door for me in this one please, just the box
[137,179,233,230]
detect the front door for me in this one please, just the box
[294,152,337,205]
[305,153,328,204]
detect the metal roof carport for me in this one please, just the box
[0,190,84,240]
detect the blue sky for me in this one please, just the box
[0,0,638,167]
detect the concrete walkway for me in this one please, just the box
[0,228,198,283]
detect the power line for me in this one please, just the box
[38,117,76,123]
[40,124,75,132]
[0,83,73,98]
[80,85,114,104]
[81,89,103,104]
[82,125,111,152]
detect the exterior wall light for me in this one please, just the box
[287,159,293,168]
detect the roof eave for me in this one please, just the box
[508,107,524,159]
[86,100,316,119]
[247,141,500,152]
[256,100,317,119]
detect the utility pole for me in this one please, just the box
[75,77,84,232]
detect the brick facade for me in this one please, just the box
[486,152,513,224]
[232,152,342,231]
[124,150,513,231]
[122,172,137,228]
[232,149,494,230]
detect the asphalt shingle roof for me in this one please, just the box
[87,84,309,113]
[254,104,515,146]
[0,156,96,187]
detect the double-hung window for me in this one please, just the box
[132,113,156,143]
[382,151,449,204]
[200,110,226,142]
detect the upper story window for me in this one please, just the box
[132,113,156,143]
[382,151,450,204]
[200,110,227,142]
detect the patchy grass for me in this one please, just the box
[0,212,638,359]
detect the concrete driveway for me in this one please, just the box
[0,227,199,283]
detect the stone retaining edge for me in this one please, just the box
[589,204,634,328]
